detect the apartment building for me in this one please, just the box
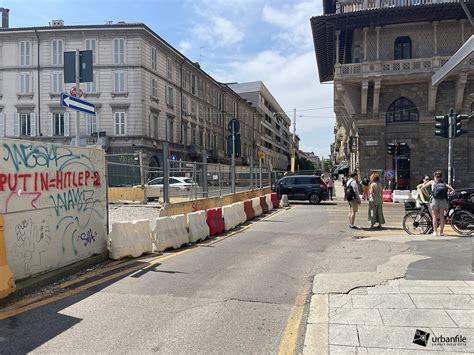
[0,12,260,169]
[228,81,291,170]
[311,0,474,188]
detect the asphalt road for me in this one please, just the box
[0,202,354,354]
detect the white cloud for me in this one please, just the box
[178,40,192,54]
[193,16,244,48]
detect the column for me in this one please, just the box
[433,21,438,56]
[460,19,466,44]
[373,79,381,114]
[335,30,341,64]
[455,73,468,112]
[363,27,369,62]
[376,26,381,60]
[361,80,369,115]
[428,83,438,113]
[187,121,192,146]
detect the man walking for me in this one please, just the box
[346,172,361,229]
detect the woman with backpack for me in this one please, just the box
[420,171,454,236]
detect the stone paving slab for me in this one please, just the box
[410,294,474,309]
[357,325,435,351]
[329,294,352,309]
[446,310,474,328]
[430,327,474,353]
[448,286,474,295]
[398,280,471,287]
[307,294,328,324]
[355,347,467,354]
[330,308,383,326]
[367,285,401,294]
[399,286,454,294]
[379,309,457,328]
[329,324,359,347]
[351,294,416,309]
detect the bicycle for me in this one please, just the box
[403,200,473,236]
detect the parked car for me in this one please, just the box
[273,175,328,204]
[135,177,197,200]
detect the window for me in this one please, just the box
[52,72,64,93]
[199,129,203,146]
[182,95,188,113]
[206,131,211,149]
[213,134,217,149]
[86,72,97,93]
[52,39,63,65]
[18,113,35,136]
[394,36,412,60]
[167,58,173,80]
[151,47,157,71]
[386,97,419,123]
[114,112,126,135]
[192,126,197,145]
[191,100,197,116]
[166,117,174,142]
[85,39,97,64]
[233,101,237,116]
[19,73,31,94]
[151,78,158,98]
[113,38,125,64]
[191,74,196,95]
[206,107,211,122]
[114,71,126,92]
[151,113,159,138]
[19,41,31,66]
[52,112,65,136]
[86,114,97,135]
[165,86,174,107]
[181,123,188,146]
[199,103,204,120]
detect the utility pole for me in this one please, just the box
[448,108,454,185]
[231,123,236,194]
[291,108,296,172]
[75,49,80,146]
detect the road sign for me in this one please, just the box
[60,93,96,115]
[386,170,395,179]
[258,151,265,159]
[170,155,177,161]
[228,118,240,134]
[64,50,93,83]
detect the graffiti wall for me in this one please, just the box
[0,138,107,280]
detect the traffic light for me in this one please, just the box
[395,142,408,155]
[387,143,395,155]
[435,115,449,138]
[454,114,469,137]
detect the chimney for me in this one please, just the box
[0,8,9,29]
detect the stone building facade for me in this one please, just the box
[228,81,291,170]
[0,18,261,169]
[312,0,474,188]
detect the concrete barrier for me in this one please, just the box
[108,219,153,260]
[153,214,189,251]
[187,210,210,243]
[206,208,225,236]
[243,200,255,220]
[252,197,263,217]
[392,190,412,203]
[223,204,239,231]
[270,193,279,209]
[233,202,247,224]
[411,190,418,200]
[109,187,146,204]
[382,190,393,203]
[0,215,15,299]
[260,196,269,214]
[280,195,289,207]
[265,194,273,211]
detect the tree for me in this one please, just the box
[297,157,314,171]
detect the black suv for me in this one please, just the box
[273,175,329,204]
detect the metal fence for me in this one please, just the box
[106,154,278,203]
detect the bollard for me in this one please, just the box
[0,215,16,299]
[280,194,289,208]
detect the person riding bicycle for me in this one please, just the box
[420,171,454,236]
[416,176,432,207]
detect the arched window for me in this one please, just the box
[394,36,412,60]
[386,97,419,123]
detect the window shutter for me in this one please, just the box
[14,113,19,136]
[48,113,53,136]
[0,113,4,137]
[30,113,36,136]
[165,86,168,104]
[64,112,70,136]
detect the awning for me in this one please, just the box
[335,161,349,173]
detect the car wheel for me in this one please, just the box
[309,193,321,205]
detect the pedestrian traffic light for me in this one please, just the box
[395,142,408,155]
[387,143,395,155]
[435,115,449,138]
[454,114,469,137]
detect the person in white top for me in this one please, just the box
[346,172,361,229]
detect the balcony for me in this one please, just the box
[337,0,459,14]
[335,56,474,80]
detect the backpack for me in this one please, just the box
[345,181,356,201]
[432,182,448,200]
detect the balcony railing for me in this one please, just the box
[335,56,474,79]
[338,0,459,14]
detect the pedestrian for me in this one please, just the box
[361,176,370,200]
[345,172,361,229]
[367,173,385,228]
[326,175,334,200]
[416,175,432,207]
[420,171,454,236]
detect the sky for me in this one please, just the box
[3,0,335,157]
